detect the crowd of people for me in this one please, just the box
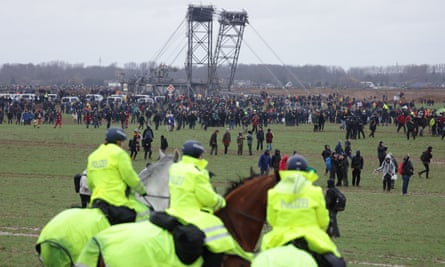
[1,90,444,141]
[5,88,440,266]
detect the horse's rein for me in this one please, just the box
[141,194,170,211]
[224,205,264,223]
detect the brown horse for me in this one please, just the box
[218,173,277,267]
[76,173,278,267]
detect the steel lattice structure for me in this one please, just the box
[185,5,214,96]
[211,10,248,92]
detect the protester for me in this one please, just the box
[236,131,244,155]
[325,179,341,238]
[142,125,154,160]
[79,170,91,208]
[160,135,168,154]
[400,154,414,195]
[246,130,253,156]
[418,146,433,178]
[351,150,364,187]
[129,129,141,160]
[265,128,274,151]
[222,128,231,154]
[258,150,271,175]
[270,149,281,172]
[374,154,396,192]
[209,129,219,155]
[321,145,332,176]
[256,127,265,151]
[377,141,387,167]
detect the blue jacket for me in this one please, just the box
[258,153,271,171]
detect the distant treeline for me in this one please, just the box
[1,61,445,90]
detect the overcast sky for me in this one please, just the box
[1,0,444,69]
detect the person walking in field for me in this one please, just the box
[222,128,231,155]
[256,127,265,151]
[325,179,341,238]
[142,125,154,160]
[351,150,364,187]
[237,131,244,156]
[418,146,432,178]
[54,110,62,128]
[374,154,396,192]
[258,150,271,175]
[400,154,414,195]
[129,129,141,160]
[265,128,274,151]
[160,135,169,154]
[246,130,253,156]
[209,129,219,155]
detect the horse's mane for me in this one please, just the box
[223,166,276,196]
[223,175,257,197]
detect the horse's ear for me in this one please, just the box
[173,149,181,162]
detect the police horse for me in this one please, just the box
[35,151,178,267]
[136,149,180,211]
[75,173,278,267]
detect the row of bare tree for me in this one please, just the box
[1,61,444,90]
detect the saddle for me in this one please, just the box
[150,212,205,265]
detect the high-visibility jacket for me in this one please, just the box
[261,170,341,257]
[36,208,110,267]
[87,143,146,211]
[166,155,251,261]
[252,245,317,267]
[76,221,202,267]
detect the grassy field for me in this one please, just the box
[0,114,444,267]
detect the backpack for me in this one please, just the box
[398,162,404,175]
[144,129,153,142]
[325,157,332,170]
[334,188,347,211]
[420,151,427,162]
[73,174,81,193]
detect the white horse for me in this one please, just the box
[136,149,180,211]
[36,152,178,267]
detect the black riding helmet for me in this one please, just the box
[286,154,309,171]
[182,140,205,158]
[105,127,127,143]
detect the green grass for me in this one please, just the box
[0,115,444,267]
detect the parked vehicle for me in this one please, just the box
[47,94,58,102]
[86,94,104,102]
[134,95,154,105]
[15,93,36,101]
[61,96,80,104]
[107,96,124,105]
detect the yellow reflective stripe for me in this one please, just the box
[203,224,230,242]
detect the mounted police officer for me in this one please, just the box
[88,127,148,225]
[166,140,253,266]
[261,154,346,267]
